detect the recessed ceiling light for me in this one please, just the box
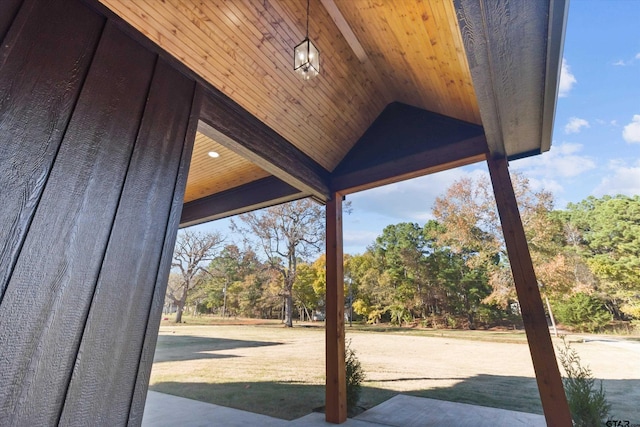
[208,151,220,158]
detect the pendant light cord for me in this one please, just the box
[306,0,310,38]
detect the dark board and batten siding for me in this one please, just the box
[0,0,105,301]
[0,0,23,41]
[0,1,198,425]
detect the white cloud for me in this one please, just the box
[524,177,565,195]
[341,166,493,252]
[613,52,640,66]
[622,115,640,143]
[593,160,640,197]
[558,58,577,97]
[564,117,590,134]
[596,119,619,127]
[511,143,595,179]
[510,143,598,201]
[346,166,486,224]
[343,230,379,252]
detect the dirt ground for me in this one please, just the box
[149,323,640,421]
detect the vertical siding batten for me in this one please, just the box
[60,59,196,425]
[128,83,202,426]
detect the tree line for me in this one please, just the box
[166,173,640,332]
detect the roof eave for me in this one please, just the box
[454,0,569,160]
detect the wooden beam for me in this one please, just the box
[319,0,394,105]
[325,193,346,424]
[180,176,305,227]
[198,90,331,202]
[331,103,488,194]
[487,156,571,427]
[332,136,488,194]
[320,0,367,62]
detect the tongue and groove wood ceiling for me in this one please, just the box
[99,0,481,203]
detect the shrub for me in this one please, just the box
[445,314,459,329]
[388,304,409,326]
[345,340,365,415]
[554,293,612,332]
[366,306,386,324]
[557,337,610,426]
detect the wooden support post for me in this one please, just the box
[487,156,572,427]
[325,193,347,424]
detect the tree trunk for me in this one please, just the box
[175,284,188,323]
[282,272,295,327]
[284,293,293,327]
[467,312,476,330]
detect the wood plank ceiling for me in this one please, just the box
[100,0,481,202]
[185,133,269,203]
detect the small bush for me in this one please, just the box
[554,293,612,332]
[345,340,365,415]
[445,314,459,329]
[388,304,409,326]
[476,304,503,325]
[557,337,610,426]
[425,314,441,329]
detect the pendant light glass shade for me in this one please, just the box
[294,37,320,80]
[293,0,319,80]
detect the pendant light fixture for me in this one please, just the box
[293,0,319,80]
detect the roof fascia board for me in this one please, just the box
[180,176,305,227]
[541,0,569,153]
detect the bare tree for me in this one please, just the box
[232,199,324,327]
[169,230,224,323]
[164,273,182,313]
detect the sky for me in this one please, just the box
[193,1,640,256]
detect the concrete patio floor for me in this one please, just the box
[143,391,546,426]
